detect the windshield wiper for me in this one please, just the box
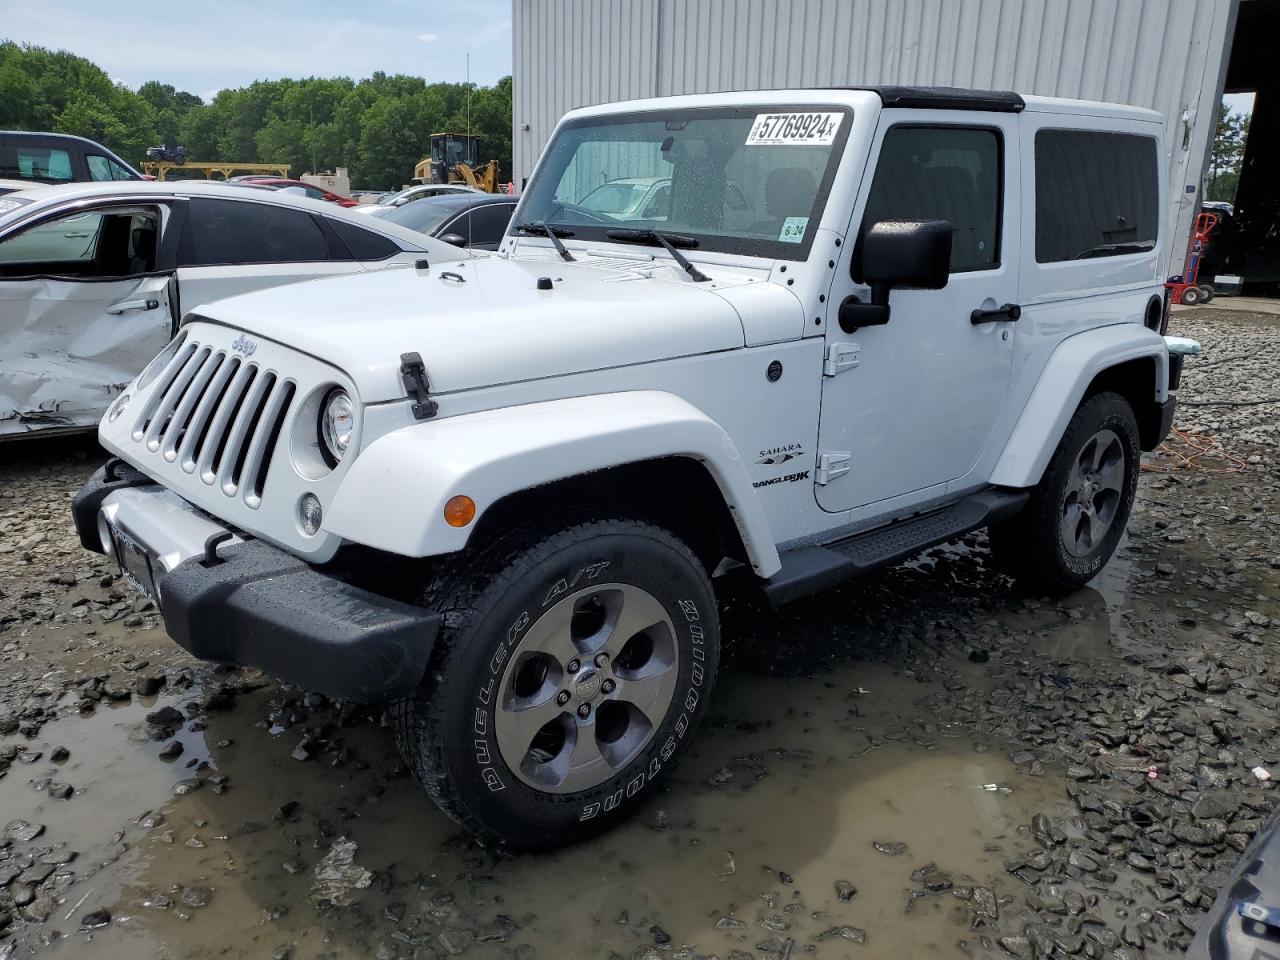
[514,221,576,262]
[605,229,710,282]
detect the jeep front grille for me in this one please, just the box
[132,339,296,509]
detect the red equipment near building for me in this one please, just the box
[1166,211,1220,306]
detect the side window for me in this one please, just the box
[0,211,104,271]
[0,208,158,277]
[1034,130,1158,262]
[87,155,113,181]
[87,155,134,181]
[5,146,74,183]
[861,126,1001,272]
[181,198,328,266]
[441,212,472,241]
[467,203,516,245]
[328,219,400,261]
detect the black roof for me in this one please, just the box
[853,86,1025,112]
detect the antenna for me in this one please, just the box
[466,52,473,250]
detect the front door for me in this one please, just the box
[0,205,174,436]
[817,114,1021,513]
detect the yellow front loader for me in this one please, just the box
[412,133,500,193]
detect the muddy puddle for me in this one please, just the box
[1,657,1077,960]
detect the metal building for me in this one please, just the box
[513,0,1252,279]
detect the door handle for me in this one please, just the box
[63,232,92,239]
[971,302,1021,325]
[107,298,159,315]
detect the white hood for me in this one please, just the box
[195,255,760,402]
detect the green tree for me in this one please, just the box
[1207,100,1250,203]
[0,39,514,186]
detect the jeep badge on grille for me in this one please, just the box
[231,334,258,357]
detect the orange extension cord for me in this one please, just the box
[1142,427,1248,474]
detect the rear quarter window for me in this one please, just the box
[1034,130,1158,263]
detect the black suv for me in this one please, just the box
[0,131,142,193]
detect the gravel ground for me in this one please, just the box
[0,307,1277,959]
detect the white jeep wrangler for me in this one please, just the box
[74,86,1185,848]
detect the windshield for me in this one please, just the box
[381,198,461,235]
[517,106,851,259]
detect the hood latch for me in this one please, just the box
[400,352,438,420]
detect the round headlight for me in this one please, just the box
[319,389,354,464]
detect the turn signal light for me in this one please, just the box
[444,495,476,528]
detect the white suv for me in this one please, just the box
[73,86,1184,848]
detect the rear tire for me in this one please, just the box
[989,392,1140,595]
[393,518,719,849]
[1198,283,1215,303]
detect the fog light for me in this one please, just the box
[107,393,131,422]
[299,493,323,536]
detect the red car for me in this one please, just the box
[232,177,358,207]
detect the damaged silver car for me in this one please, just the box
[0,181,458,438]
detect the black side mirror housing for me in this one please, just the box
[438,233,468,247]
[840,219,953,332]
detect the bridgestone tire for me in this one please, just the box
[989,391,1140,595]
[1181,286,1202,305]
[393,518,719,850]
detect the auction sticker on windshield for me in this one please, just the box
[0,197,30,216]
[745,112,843,146]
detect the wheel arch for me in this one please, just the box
[990,324,1169,488]
[325,391,781,577]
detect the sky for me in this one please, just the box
[1223,92,1255,118]
[3,0,513,99]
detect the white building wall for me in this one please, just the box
[513,0,1238,275]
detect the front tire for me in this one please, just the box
[1181,285,1203,305]
[990,391,1140,595]
[394,518,719,849]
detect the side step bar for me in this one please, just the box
[761,489,1028,606]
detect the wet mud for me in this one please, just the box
[1,308,1277,959]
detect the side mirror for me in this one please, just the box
[840,219,952,332]
[438,233,467,247]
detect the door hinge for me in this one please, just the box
[815,452,851,485]
[823,342,861,377]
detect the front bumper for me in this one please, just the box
[72,461,440,702]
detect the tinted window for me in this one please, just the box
[0,144,73,183]
[329,218,400,260]
[381,199,461,235]
[862,126,1001,272]
[465,203,516,245]
[1035,130,1158,262]
[87,155,136,181]
[183,198,328,266]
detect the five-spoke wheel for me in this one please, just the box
[496,583,679,792]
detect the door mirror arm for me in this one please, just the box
[839,219,952,333]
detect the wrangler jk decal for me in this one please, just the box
[753,470,810,488]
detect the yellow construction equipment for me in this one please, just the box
[412,133,499,193]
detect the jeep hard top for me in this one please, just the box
[74,86,1185,848]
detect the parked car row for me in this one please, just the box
[0,180,459,439]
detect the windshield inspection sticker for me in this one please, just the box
[745,112,843,146]
[779,217,808,243]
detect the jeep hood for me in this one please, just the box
[196,256,756,402]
